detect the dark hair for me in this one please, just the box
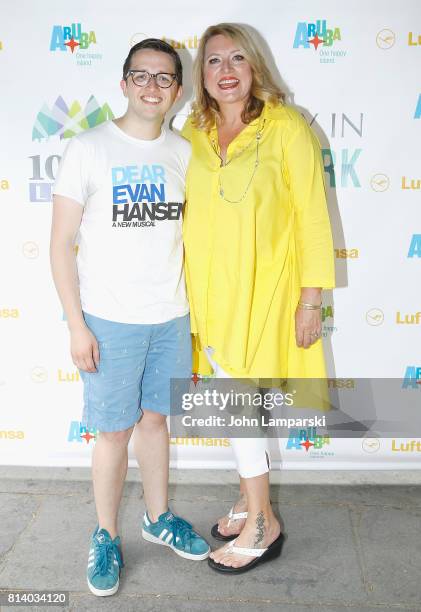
[123,38,182,85]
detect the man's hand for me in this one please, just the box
[70,324,100,372]
[295,307,322,349]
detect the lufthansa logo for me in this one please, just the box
[366,308,384,326]
[362,438,380,453]
[376,29,395,49]
[22,241,39,259]
[31,366,48,383]
[370,174,389,192]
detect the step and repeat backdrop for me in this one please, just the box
[0,0,420,469]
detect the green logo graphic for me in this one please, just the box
[32,95,114,141]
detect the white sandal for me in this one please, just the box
[210,506,248,541]
[208,533,285,574]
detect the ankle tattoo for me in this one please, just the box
[254,511,265,546]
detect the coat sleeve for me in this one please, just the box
[284,122,336,289]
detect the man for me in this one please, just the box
[50,38,209,597]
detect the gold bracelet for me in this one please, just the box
[298,301,322,310]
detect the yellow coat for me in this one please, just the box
[181,102,335,379]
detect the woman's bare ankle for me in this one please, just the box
[233,492,248,512]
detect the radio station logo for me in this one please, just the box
[408,234,421,258]
[50,22,101,65]
[68,421,97,444]
[29,154,61,203]
[402,366,421,389]
[293,20,345,63]
[285,427,333,457]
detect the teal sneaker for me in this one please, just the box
[87,527,124,597]
[142,510,210,560]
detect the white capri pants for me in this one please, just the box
[204,347,271,479]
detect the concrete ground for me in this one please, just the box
[0,468,421,612]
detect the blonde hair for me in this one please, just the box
[191,23,285,131]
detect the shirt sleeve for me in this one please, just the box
[52,136,90,207]
[284,123,336,289]
[179,139,192,179]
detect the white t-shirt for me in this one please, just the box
[53,121,191,324]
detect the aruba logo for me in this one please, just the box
[68,421,97,443]
[408,234,421,258]
[293,20,341,50]
[414,95,421,119]
[321,305,334,322]
[402,366,421,389]
[286,427,330,451]
[50,23,97,53]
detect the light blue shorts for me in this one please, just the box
[79,312,192,432]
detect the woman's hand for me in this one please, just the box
[70,323,100,372]
[295,287,322,349]
[295,307,322,348]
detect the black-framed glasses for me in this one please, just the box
[126,70,177,88]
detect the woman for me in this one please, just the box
[181,23,335,573]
